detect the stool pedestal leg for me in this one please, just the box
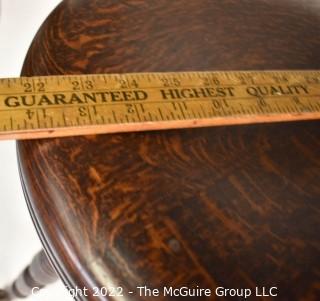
[0,250,58,300]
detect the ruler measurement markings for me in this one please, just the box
[313,102,320,111]
[177,102,186,119]
[230,106,238,116]
[272,104,280,114]
[79,78,85,91]
[0,71,319,140]
[263,104,271,114]
[36,110,40,128]
[199,104,208,117]
[158,108,165,121]
[189,109,196,119]
[62,112,67,126]
[239,104,247,115]
[308,102,316,111]
[275,103,283,113]
[283,106,290,113]
[31,78,37,93]
[210,109,216,117]
[196,110,202,118]
[182,102,188,110]
[293,104,302,113]
[139,103,145,113]
[50,116,54,127]
[255,104,265,115]
[112,110,118,123]
[221,106,230,116]
[133,103,142,122]
[87,106,93,124]
[248,106,256,115]
[286,105,296,113]
[25,74,318,92]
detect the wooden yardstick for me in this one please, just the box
[0,70,319,140]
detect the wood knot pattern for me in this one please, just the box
[18,0,320,300]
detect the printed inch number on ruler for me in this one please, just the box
[0,70,319,140]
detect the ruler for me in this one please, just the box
[0,70,319,140]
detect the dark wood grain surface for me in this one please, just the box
[17,0,320,300]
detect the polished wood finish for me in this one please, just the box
[18,1,320,300]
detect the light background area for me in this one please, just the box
[0,0,71,300]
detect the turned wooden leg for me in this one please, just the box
[0,250,58,300]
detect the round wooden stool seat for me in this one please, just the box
[17,1,320,300]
